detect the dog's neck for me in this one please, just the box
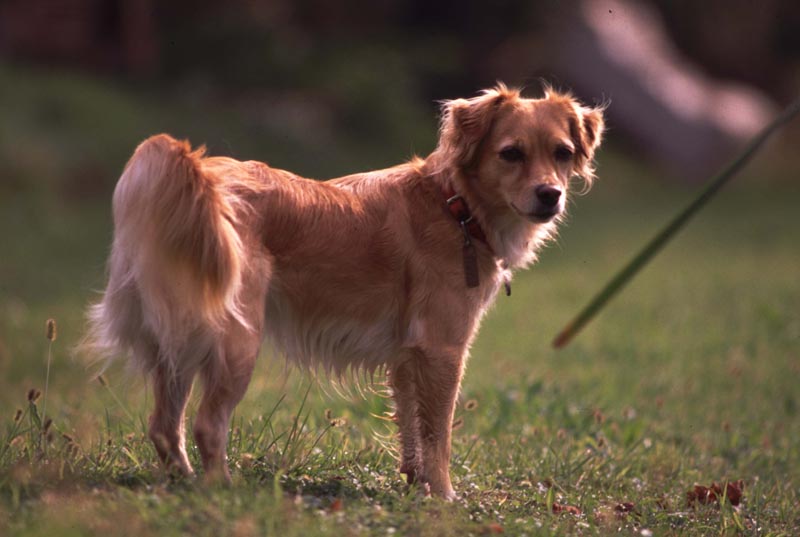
[436,176,511,298]
[441,183,489,246]
[444,170,559,272]
[439,181,489,289]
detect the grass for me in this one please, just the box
[1,63,799,535]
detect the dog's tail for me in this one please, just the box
[84,134,247,370]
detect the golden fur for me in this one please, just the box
[85,85,604,499]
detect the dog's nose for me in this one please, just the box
[535,185,562,208]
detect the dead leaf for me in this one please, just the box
[482,522,504,534]
[721,480,744,506]
[552,502,582,515]
[614,501,637,518]
[687,480,744,508]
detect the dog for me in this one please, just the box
[85,84,604,499]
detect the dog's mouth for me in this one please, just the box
[511,203,560,223]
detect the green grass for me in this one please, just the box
[1,64,799,535]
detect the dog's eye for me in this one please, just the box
[499,147,524,163]
[554,145,574,163]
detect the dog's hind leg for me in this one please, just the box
[192,259,268,482]
[149,358,195,477]
[388,354,423,489]
[193,321,261,483]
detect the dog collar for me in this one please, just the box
[441,184,511,296]
[442,184,487,244]
[442,184,487,289]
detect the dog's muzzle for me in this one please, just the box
[531,184,563,221]
[513,185,564,222]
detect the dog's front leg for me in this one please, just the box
[388,355,423,488]
[416,349,465,501]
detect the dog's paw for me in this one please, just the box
[434,487,457,502]
[164,459,196,481]
[203,465,233,487]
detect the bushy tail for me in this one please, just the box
[84,134,246,369]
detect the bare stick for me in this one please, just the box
[553,96,800,349]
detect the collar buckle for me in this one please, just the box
[459,216,474,246]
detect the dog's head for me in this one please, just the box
[437,84,605,224]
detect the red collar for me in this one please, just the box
[441,183,510,294]
[442,184,488,244]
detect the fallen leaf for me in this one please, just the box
[614,502,636,516]
[687,480,744,508]
[482,522,504,534]
[721,480,744,506]
[552,502,582,515]
[687,485,714,506]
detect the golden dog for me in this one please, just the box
[86,84,604,499]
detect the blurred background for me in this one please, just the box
[1,0,799,188]
[0,0,798,410]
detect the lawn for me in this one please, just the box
[1,65,798,535]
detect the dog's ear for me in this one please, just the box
[568,101,606,187]
[439,86,515,169]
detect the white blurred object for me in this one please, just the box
[560,0,778,176]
